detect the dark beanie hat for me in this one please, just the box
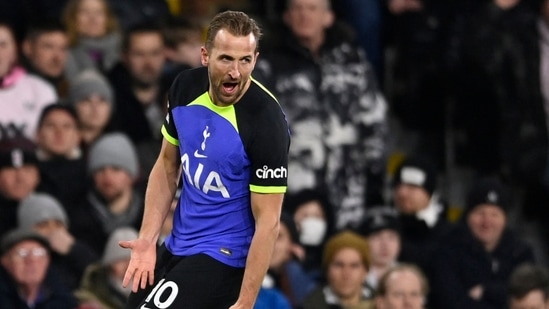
[280,211,299,243]
[37,103,79,128]
[466,177,509,214]
[359,206,401,237]
[0,136,38,169]
[393,156,437,196]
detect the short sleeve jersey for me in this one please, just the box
[162,67,290,268]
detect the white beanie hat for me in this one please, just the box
[88,132,139,178]
[102,227,138,265]
[18,193,69,229]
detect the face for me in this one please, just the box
[368,229,400,268]
[1,241,50,288]
[467,204,506,250]
[293,200,325,229]
[283,0,333,43]
[510,290,549,309]
[76,0,108,38]
[269,223,294,270]
[327,247,368,302]
[75,95,112,130]
[124,32,165,86]
[393,184,430,215]
[201,29,257,106]
[23,31,68,78]
[93,166,133,202]
[37,109,81,157]
[34,219,66,237]
[0,25,17,78]
[172,34,203,68]
[375,270,425,309]
[0,166,40,200]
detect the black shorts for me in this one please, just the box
[126,244,244,309]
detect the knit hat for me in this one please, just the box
[68,69,113,105]
[1,228,51,256]
[465,177,509,214]
[88,132,139,178]
[17,193,69,229]
[102,227,138,265]
[0,136,38,169]
[280,211,299,243]
[359,206,400,237]
[393,156,437,196]
[322,231,369,270]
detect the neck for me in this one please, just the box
[134,84,159,106]
[371,263,393,279]
[298,33,325,58]
[80,126,104,145]
[338,289,361,307]
[109,188,133,214]
[18,284,41,306]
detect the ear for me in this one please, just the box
[200,46,208,66]
[322,10,335,28]
[22,40,32,57]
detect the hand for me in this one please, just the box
[43,228,75,255]
[119,238,157,292]
[469,284,484,300]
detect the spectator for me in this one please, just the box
[430,176,536,309]
[17,193,98,291]
[0,228,78,308]
[67,69,114,151]
[284,189,336,279]
[391,155,452,274]
[374,263,429,309]
[62,0,121,79]
[70,132,143,256]
[264,212,317,307]
[508,263,549,309]
[21,19,70,99]
[0,137,41,237]
[106,22,167,187]
[0,21,57,141]
[35,104,87,211]
[75,227,138,309]
[299,230,373,309]
[254,0,389,230]
[107,0,171,31]
[358,206,401,290]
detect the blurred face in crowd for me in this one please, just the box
[327,247,368,305]
[0,25,17,78]
[283,0,334,44]
[34,219,66,238]
[0,165,40,201]
[368,229,400,268]
[510,290,549,309]
[269,222,293,271]
[467,204,506,251]
[76,0,108,38]
[201,29,257,107]
[36,109,81,157]
[1,240,50,288]
[375,269,425,309]
[170,32,203,68]
[93,166,133,203]
[23,31,68,78]
[124,32,165,87]
[393,184,430,215]
[75,94,112,131]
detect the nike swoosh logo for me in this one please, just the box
[194,150,207,158]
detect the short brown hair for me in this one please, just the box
[205,10,262,52]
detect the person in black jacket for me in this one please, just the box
[430,177,535,309]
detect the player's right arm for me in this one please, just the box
[120,138,181,292]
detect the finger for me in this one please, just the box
[140,270,149,290]
[122,266,135,288]
[119,240,132,248]
[149,270,155,286]
[133,271,141,293]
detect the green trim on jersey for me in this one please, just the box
[249,184,287,194]
[162,125,179,146]
[189,92,239,132]
[251,76,278,103]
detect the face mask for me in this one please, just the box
[299,217,327,246]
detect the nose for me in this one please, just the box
[228,63,240,80]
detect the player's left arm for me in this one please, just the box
[230,192,284,309]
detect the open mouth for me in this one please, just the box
[222,82,238,94]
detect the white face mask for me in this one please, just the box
[299,217,327,246]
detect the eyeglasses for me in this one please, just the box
[11,248,48,259]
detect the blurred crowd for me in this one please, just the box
[1,0,549,308]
